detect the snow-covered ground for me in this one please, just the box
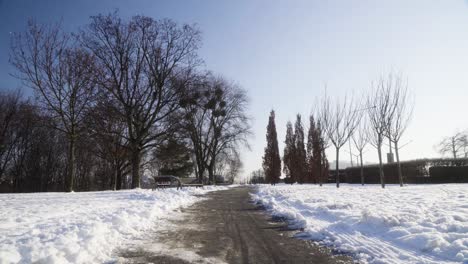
[252,184,468,264]
[0,186,227,264]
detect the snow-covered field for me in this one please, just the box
[0,186,227,264]
[252,184,468,264]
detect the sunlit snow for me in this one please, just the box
[252,184,468,264]
[0,187,227,264]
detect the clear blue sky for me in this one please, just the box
[1,0,468,176]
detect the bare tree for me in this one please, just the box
[0,90,23,183]
[86,99,130,190]
[81,13,201,188]
[214,148,243,184]
[366,74,400,189]
[181,75,250,184]
[180,75,212,183]
[249,169,265,184]
[438,132,467,159]
[320,92,361,188]
[386,77,414,187]
[11,21,97,192]
[462,135,468,158]
[352,117,369,186]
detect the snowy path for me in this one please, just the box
[119,186,352,264]
[252,184,468,264]
[0,187,227,264]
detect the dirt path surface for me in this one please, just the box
[119,186,353,264]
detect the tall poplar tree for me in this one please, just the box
[262,110,281,184]
[283,121,295,183]
[306,115,316,183]
[293,114,307,184]
[314,120,329,186]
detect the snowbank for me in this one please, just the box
[0,186,227,264]
[252,184,468,264]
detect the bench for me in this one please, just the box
[152,176,204,190]
[153,176,182,190]
[181,183,204,188]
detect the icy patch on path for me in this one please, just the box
[0,186,228,264]
[252,184,468,264]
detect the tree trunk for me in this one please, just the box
[208,163,215,185]
[196,156,205,184]
[335,147,340,188]
[194,164,199,183]
[389,137,392,154]
[395,141,403,187]
[452,139,457,159]
[131,148,141,189]
[208,149,217,185]
[195,153,205,184]
[116,167,122,190]
[66,136,75,192]
[319,158,323,187]
[111,168,116,191]
[112,162,120,191]
[360,151,364,186]
[198,167,204,184]
[452,145,457,158]
[40,168,46,192]
[377,140,385,189]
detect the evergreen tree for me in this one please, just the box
[314,120,329,186]
[293,114,307,184]
[306,115,316,183]
[262,110,281,184]
[154,138,194,178]
[283,121,295,183]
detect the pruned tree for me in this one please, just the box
[11,21,97,192]
[80,13,201,188]
[367,73,400,189]
[262,110,281,185]
[352,117,369,185]
[386,76,414,187]
[320,93,361,188]
[283,121,295,183]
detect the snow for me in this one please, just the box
[252,184,468,264]
[0,186,227,264]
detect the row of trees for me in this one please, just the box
[1,13,250,193]
[248,169,266,184]
[262,111,329,185]
[263,72,414,188]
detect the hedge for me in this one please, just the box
[336,158,468,184]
